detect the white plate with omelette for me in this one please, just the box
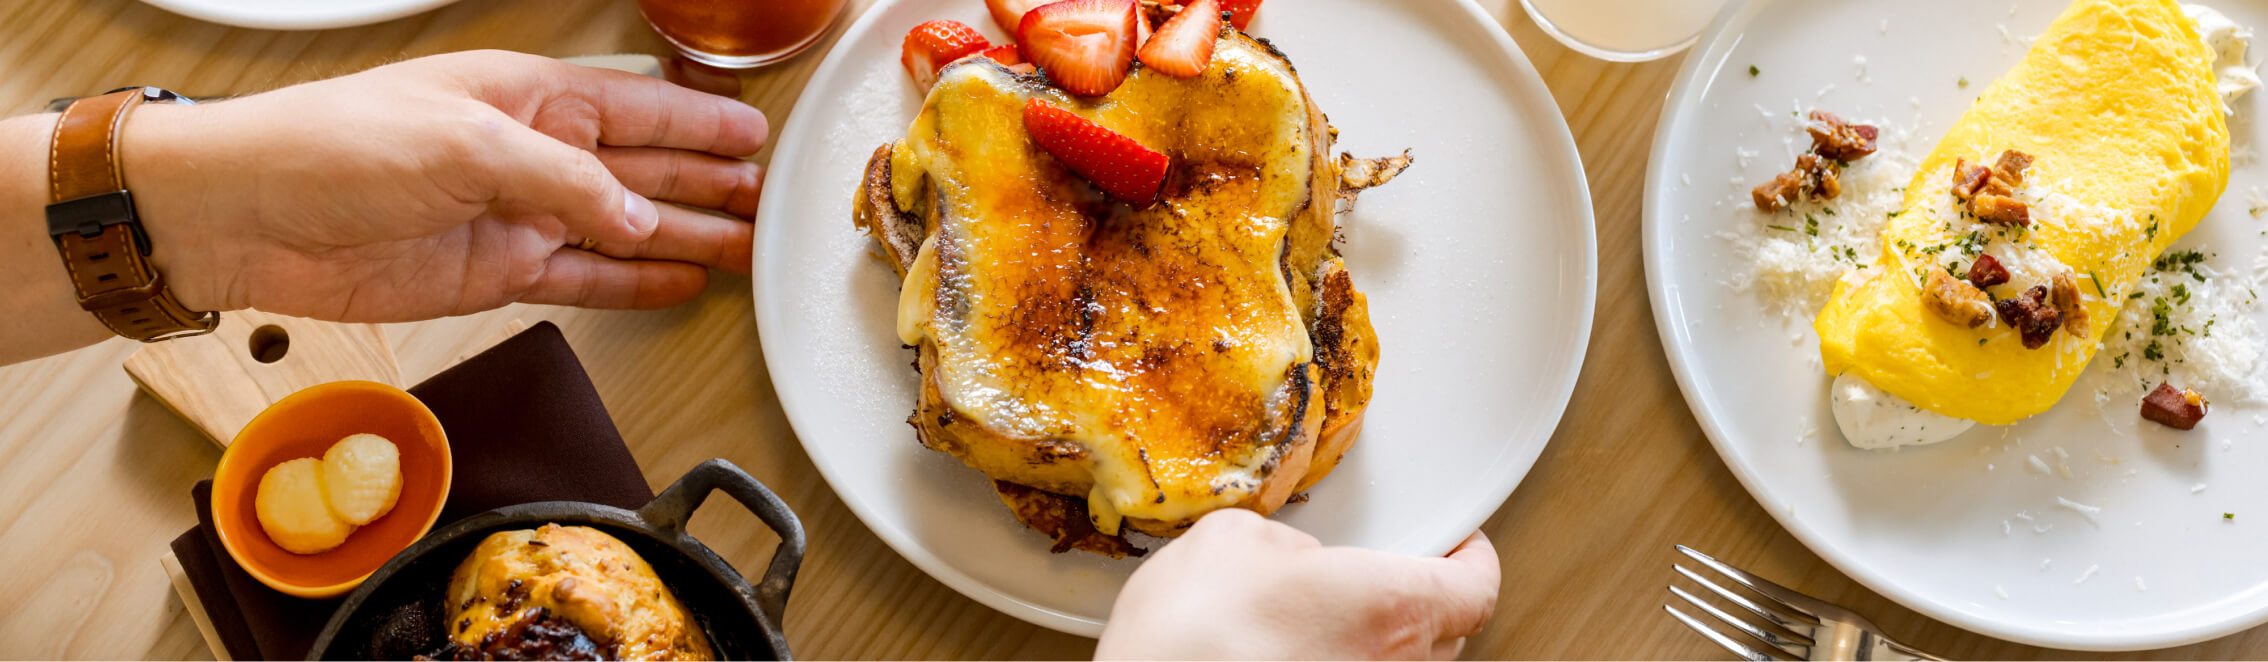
[754,0,1594,636]
[1649,0,2268,651]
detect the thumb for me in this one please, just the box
[1408,530,1501,641]
[473,117,659,244]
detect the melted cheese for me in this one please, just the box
[892,42,1319,530]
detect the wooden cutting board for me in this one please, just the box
[122,310,401,447]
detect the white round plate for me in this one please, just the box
[137,0,458,30]
[754,0,1594,635]
[1648,0,2268,651]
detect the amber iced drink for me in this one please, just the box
[638,0,848,68]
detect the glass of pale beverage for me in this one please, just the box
[1519,0,1729,62]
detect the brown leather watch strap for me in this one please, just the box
[46,88,218,342]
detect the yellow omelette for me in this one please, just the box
[1816,0,2229,425]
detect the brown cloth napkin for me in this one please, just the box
[169,321,656,661]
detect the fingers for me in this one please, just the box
[584,203,755,274]
[451,50,768,156]
[473,120,660,246]
[517,248,711,309]
[1186,508,1321,550]
[600,147,765,219]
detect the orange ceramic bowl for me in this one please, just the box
[212,380,452,599]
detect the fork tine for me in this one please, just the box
[1675,564,1822,630]
[1676,545,1846,621]
[1669,584,1816,655]
[1665,604,1798,662]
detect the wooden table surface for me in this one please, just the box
[2,0,2264,659]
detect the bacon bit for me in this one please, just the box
[1806,110,1880,161]
[1994,285,2062,349]
[1951,159,1993,201]
[2141,382,2208,430]
[1752,171,1806,212]
[1967,253,2011,288]
[1970,194,2031,226]
[1752,109,1879,212]
[1924,269,1996,328]
[1804,154,1842,199]
[1993,150,2034,187]
[2050,271,2089,337]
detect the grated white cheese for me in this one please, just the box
[2194,483,2209,494]
[2136,576,2150,592]
[2090,253,2268,412]
[1726,120,1920,320]
[1995,585,2010,600]
[2056,496,2103,527]
[2075,564,2101,585]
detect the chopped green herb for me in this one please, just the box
[2087,272,2107,298]
[2144,340,2165,361]
[2226,512,2236,521]
[1887,210,1903,218]
[1804,215,1820,236]
[1749,64,1760,76]
[1958,76,1969,87]
[2151,297,2176,336]
[1978,337,1989,346]
[2173,283,2192,306]
[1767,224,1797,232]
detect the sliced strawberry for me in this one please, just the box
[1136,6,1152,46]
[1022,98,1168,204]
[901,20,991,90]
[1018,0,1139,95]
[1219,0,1260,30]
[1137,0,1220,77]
[977,44,1025,66]
[986,0,1056,35]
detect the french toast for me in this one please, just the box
[855,28,1400,556]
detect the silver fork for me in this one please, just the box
[1665,545,1946,661]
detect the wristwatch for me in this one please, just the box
[45,87,218,342]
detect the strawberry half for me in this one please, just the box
[1137,0,1220,77]
[901,20,991,90]
[1018,0,1139,96]
[1136,6,1152,47]
[985,0,1056,35]
[1220,0,1261,30]
[1022,98,1168,204]
[977,44,1025,66]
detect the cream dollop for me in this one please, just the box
[1828,373,1976,450]
[2184,4,2260,115]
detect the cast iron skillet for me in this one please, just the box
[307,458,805,660]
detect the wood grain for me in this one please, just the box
[1,0,2264,659]
[124,311,400,446]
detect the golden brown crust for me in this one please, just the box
[862,32,1389,552]
[444,525,713,661]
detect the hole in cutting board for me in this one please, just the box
[248,325,290,364]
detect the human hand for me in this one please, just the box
[1095,510,1500,660]
[126,49,767,321]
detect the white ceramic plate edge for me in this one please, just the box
[1641,0,2268,651]
[753,0,1596,636]
[137,0,461,30]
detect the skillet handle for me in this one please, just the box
[640,458,806,625]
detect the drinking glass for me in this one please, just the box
[637,0,851,69]
[1519,0,1730,62]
